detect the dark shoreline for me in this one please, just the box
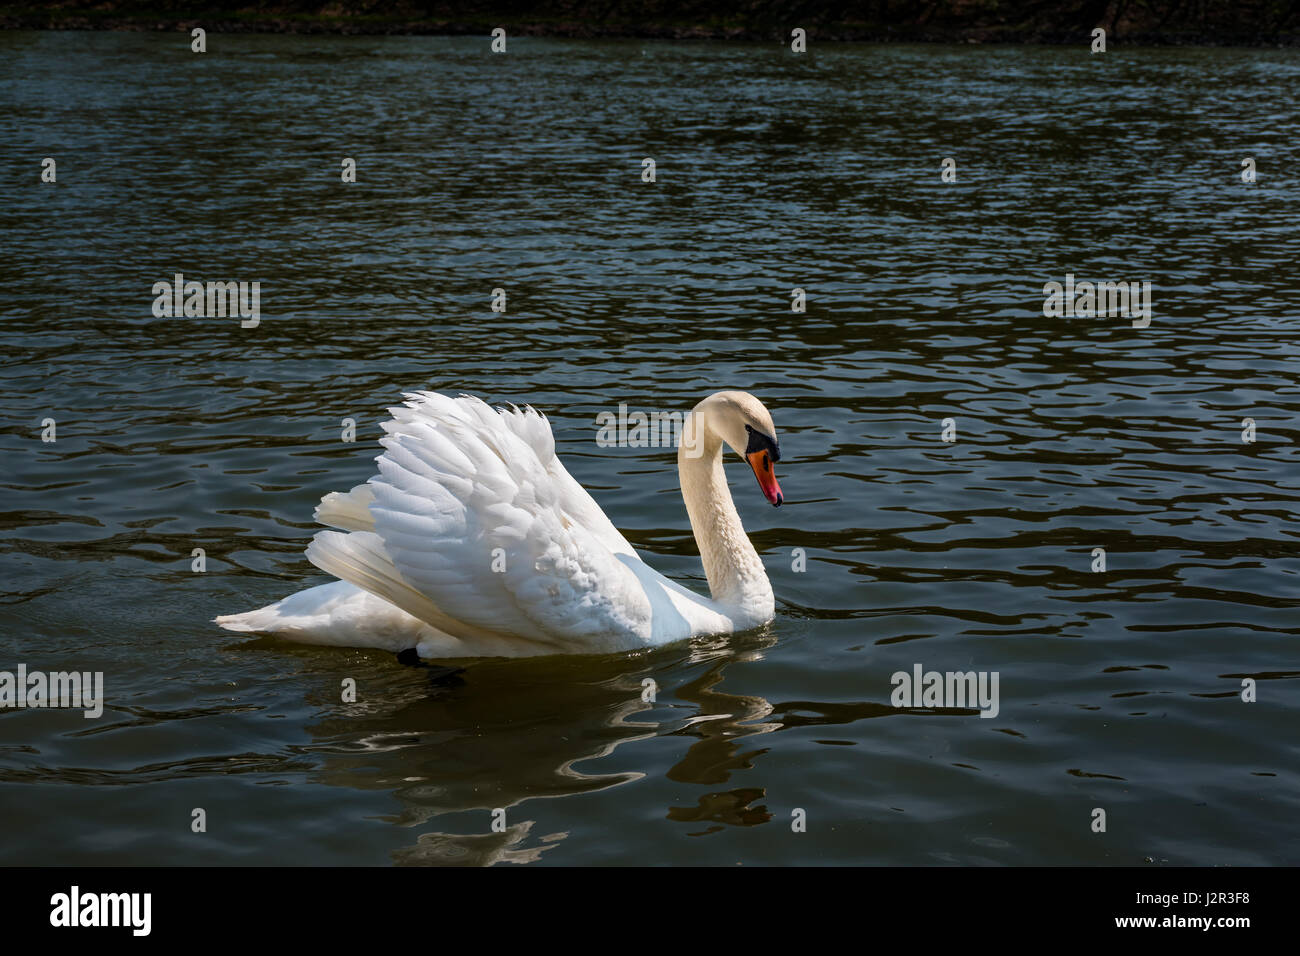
[2,4,1298,47]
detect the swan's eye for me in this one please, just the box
[743,425,780,462]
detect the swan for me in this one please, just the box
[215,390,784,659]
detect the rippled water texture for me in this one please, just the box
[0,31,1297,865]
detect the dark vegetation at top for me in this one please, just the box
[2,0,1297,44]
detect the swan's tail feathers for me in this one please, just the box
[214,595,320,635]
[213,580,433,651]
[213,606,276,633]
[314,482,377,532]
[213,590,326,637]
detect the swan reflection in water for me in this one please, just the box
[286,629,784,865]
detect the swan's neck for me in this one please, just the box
[678,432,773,618]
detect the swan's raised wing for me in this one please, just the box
[306,393,664,653]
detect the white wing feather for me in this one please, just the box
[305,393,659,653]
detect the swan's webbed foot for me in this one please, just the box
[395,648,466,688]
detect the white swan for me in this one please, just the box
[215,390,784,659]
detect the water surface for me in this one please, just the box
[1,32,1297,865]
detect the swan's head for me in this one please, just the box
[692,390,784,507]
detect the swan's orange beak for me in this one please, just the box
[747,450,783,506]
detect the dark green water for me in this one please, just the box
[1,31,1297,865]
